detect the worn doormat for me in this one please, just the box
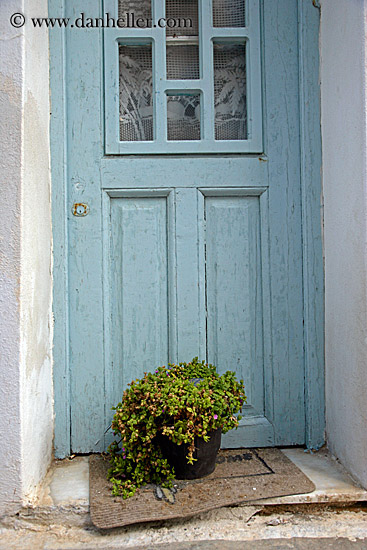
[89,448,315,530]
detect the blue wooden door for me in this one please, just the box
[52,0,322,455]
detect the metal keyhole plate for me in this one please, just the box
[72,203,89,217]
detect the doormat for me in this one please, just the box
[89,448,315,530]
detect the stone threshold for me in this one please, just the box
[15,447,367,527]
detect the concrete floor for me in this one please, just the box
[1,448,367,549]
[123,539,367,549]
[2,505,367,549]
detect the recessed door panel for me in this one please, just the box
[110,196,169,385]
[205,194,263,413]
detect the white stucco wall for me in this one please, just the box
[20,0,54,501]
[0,0,23,518]
[0,0,53,515]
[321,0,367,488]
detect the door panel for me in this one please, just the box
[204,192,272,446]
[110,196,170,386]
[199,188,274,446]
[175,188,206,361]
[205,194,263,409]
[57,0,311,453]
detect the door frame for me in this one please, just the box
[49,0,324,458]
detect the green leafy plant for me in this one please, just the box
[108,358,246,499]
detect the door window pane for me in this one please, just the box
[166,45,200,79]
[167,94,200,140]
[119,45,153,141]
[118,0,152,26]
[165,0,198,36]
[213,43,247,140]
[213,0,245,28]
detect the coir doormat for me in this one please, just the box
[89,448,315,529]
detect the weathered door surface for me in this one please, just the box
[52,0,323,455]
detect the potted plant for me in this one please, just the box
[108,357,246,499]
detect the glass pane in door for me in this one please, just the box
[118,0,152,25]
[119,45,153,141]
[213,0,245,28]
[166,45,200,79]
[213,43,247,140]
[165,0,199,36]
[167,94,201,140]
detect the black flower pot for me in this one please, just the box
[157,428,222,480]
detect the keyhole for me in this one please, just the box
[72,203,89,217]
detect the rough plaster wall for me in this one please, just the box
[20,0,54,501]
[0,0,23,517]
[0,0,53,513]
[321,0,367,488]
